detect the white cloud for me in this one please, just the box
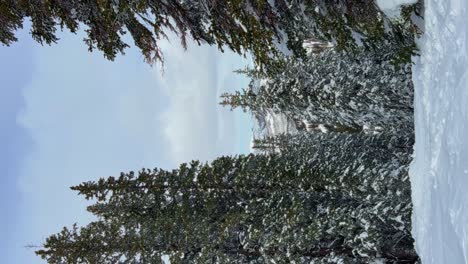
[157,39,252,164]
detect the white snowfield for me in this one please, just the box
[410,0,468,263]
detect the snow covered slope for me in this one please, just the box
[250,109,298,152]
[410,0,468,263]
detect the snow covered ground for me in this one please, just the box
[410,0,468,263]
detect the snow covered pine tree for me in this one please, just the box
[37,130,418,263]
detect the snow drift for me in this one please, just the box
[410,0,468,263]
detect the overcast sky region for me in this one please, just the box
[0,28,252,263]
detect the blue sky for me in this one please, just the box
[0,27,252,263]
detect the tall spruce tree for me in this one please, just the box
[0,0,285,65]
[223,47,414,133]
[36,131,418,263]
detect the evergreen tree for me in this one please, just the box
[251,135,291,153]
[0,0,284,66]
[219,89,257,112]
[224,47,414,133]
[36,131,418,263]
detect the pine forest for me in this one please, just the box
[1,0,425,263]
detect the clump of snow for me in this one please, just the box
[376,0,418,18]
[317,124,328,133]
[410,0,468,262]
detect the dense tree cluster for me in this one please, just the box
[214,6,419,260]
[36,131,417,263]
[0,0,422,66]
